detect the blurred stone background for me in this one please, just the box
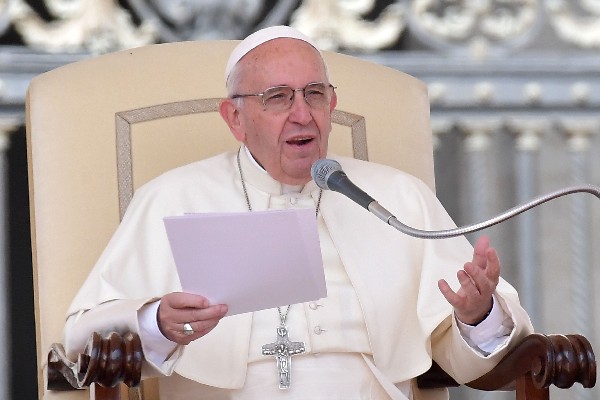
[1,1,598,399]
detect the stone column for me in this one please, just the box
[0,122,16,400]
[561,121,596,335]
[459,119,499,242]
[561,120,598,400]
[430,118,461,219]
[430,118,452,154]
[458,119,508,400]
[508,119,545,330]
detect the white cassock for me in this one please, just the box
[64,147,534,400]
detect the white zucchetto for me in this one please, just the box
[224,25,320,84]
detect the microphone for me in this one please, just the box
[311,158,413,234]
[311,158,600,239]
[310,159,375,209]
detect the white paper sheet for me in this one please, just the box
[163,208,327,316]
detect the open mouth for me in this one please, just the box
[286,137,314,146]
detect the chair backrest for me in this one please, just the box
[27,40,434,399]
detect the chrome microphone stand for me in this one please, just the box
[369,184,600,239]
[312,158,600,240]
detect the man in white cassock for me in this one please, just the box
[64,25,534,400]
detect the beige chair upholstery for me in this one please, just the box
[27,40,434,399]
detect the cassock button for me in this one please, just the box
[313,326,326,335]
[290,197,298,205]
[309,302,318,310]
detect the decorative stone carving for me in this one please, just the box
[522,82,543,105]
[0,122,12,152]
[0,0,11,37]
[570,81,592,105]
[473,81,496,104]
[409,0,539,53]
[124,0,294,42]
[10,0,154,53]
[506,118,546,151]
[3,0,600,54]
[458,119,500,152]
[546,0,600,48]
[7,0,301,53]
[290,0,406,51]
[427,82,447,105]
[559,119,599,152]
[430,118,454,151]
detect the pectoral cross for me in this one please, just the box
[262,325,306,389]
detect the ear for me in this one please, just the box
[329,90,338,112]
[219,98,246,142]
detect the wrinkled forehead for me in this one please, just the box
[225,25,321,83]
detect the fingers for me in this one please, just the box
[438,236,501,325]
[438,269,482,310]
[465,236,501,292]
[174,307,226,344]
[471,252,500,292]
[166,304,228,345]
[438,278,461,308]
[471,235,490,268]
[163,292,209,309]
[158,292,228,344]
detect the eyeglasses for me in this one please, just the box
[232,82,336,112]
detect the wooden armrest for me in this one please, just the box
[47,332,595,399]
[417,333,596,394]
[47,331,143,391]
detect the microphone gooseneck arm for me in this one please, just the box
[368,185,600,239]
[311,159,600,240]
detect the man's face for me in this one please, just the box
[224,38,337,186]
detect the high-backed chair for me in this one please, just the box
[27,40,595,400]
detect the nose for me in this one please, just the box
[288,90,312,123]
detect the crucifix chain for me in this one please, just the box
[236,148,320,389]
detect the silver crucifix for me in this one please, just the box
[262,325,306,389]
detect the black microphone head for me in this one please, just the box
[311,159,342,190]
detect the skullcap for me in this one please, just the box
[225,25,320,84]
